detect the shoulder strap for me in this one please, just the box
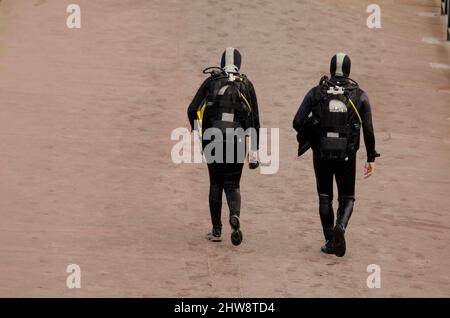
[208,76,227,100]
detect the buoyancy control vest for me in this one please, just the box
[310,76,363,161]
[199,67,253,139]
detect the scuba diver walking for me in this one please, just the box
[187,47,260,246]
[293,53,380,257]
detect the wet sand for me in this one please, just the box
[0,0,449,297]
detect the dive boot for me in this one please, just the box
[229,215,243,246]
[333,224,346,257]
[321,240,335,254]
[206,228,222,242]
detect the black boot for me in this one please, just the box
[225,187,242,246]
[206,227,222,242]
[321,241,334,254]
[334,197,355,257]
[319,194,335,254]
[321,228,335,254]
[229,215,243,246]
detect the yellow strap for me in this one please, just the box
[240,93,252,112]
[348,98,362,124]
[196,100,206,138]
[196,100,206,121]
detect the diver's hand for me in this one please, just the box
[364,162,375,179]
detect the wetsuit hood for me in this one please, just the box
[330,53,351,77]
[220,47,242,73]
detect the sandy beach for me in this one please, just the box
[0,0,449,297]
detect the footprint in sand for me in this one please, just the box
[415,253,425,260]
[189,274,209,281]
[326,261,340,266]
[34,0,46,6]
[286,266,297,273]
[165,280,176,286]
[403,273,414,279]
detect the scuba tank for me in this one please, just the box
[199,66,253,137]
[309,76,363,161]
[197,66,255,164]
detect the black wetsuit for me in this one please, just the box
[293,76,378,242]
[188,75,260,231]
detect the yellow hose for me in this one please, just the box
[240,93,252,112]
[348,99,362,124]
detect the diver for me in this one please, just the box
[293,53,380,257]
[187,47,260,246]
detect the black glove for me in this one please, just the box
[297,140,311,157]
[367,151,381,163]
[249,161,259,170]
